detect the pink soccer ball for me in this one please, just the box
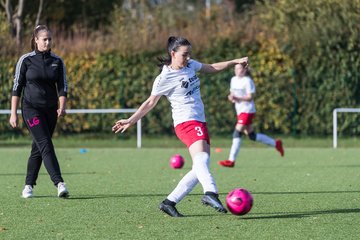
[226,188,253,215]
[170,154,185,169]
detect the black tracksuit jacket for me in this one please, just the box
[12,50,68,108]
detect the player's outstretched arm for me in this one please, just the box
[112,95,161,134]
[232,93,255,103]
[200,57,248,74]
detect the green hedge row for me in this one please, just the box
[1,40,357,137]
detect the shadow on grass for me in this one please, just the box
[252,190,360,195]
[184,213,228,217]
[243,208,360,220]
[67,193,180,200]
[336,165,360,168]
[29,195,61,198]
[0,172,97,176]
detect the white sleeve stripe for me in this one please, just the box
[13,51,35,91]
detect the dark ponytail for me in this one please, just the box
[30,25,50,51]
[157,36,192,70]
[243,64,252,78]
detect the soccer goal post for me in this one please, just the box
[0,108,142,148]
[333,108,360,148]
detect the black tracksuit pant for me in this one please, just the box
[22,101,64,186]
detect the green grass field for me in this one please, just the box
[0,138,359,239]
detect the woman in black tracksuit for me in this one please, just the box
[9,25,69,198]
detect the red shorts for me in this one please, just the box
[175,120,210,148]
[237,113,255,125]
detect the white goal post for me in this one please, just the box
[333,108,360,148]
[0,108,142,148]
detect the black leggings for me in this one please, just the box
[22,102,64,186]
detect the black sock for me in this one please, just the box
[163,199,176,206]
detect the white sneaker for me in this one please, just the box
[57,182,69,198]
[22,185,33,198]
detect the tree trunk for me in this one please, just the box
[35,0,44,27]
[1,0,25,45]
[14,0,25,46]
[1,0,15,37]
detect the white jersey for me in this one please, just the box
[230,76,256,114]
[151,59,205,126]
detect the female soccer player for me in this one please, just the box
[218,63,284,168]
[9,25,69,198]
[112,36,248,217]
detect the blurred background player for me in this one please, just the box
[113,36,248,217]
[9,25,69,198]
[218,64,284,168]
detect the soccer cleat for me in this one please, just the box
[22,185,33,198]
[201,193,228,213]
[217,160,235,168]
[57,182,69,198]
[275,139,284,157]
[159,202,184,217]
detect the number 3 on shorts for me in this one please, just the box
[195,126,203,136]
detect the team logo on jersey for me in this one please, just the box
[185,85,200,96]
[181,80,189,88]
[188,75,198,83]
